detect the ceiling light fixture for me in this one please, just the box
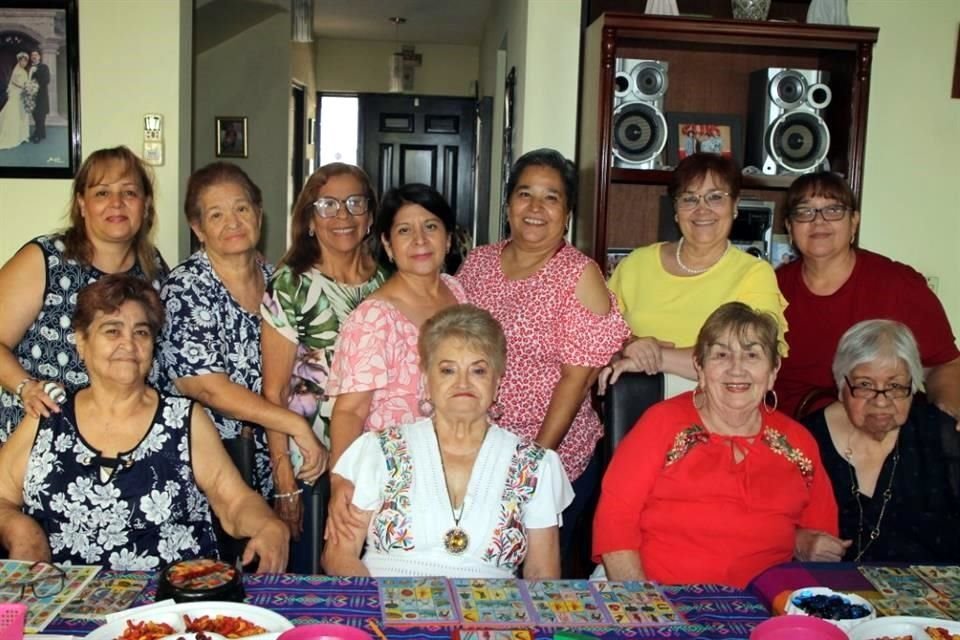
[291,0,314,43]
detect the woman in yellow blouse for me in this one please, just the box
[602,153,787,394]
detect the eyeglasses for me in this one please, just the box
[2,562,66,601]
[790,205,850,223]
[311,195,369,218]
[844,376,913,401]
[675,190,730,211]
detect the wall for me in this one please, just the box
[292,41,317,174]
[194,12,290,261]
[519,0,581,157]
[0,0,192,265]
[314,39,479,96]
[849,0,960,326]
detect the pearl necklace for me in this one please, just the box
[675,238,731,275]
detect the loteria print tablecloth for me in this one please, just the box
[45,573,771,639]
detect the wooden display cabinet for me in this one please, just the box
[575,13,879,271]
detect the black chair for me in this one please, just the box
[601,371,665,466]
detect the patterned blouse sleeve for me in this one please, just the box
[332,431,386,511]
[326,301,392,397]
[522,449,574,529]
[261,267,301,345]
[159,270,227,381]
[559,267,632,367]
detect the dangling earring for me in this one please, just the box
[487,399,504,422]
[692,386,705,410]
[419,398,435,417]
[762,390,778,414]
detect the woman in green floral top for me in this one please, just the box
[261,163,388,573]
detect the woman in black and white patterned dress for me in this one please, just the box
[0,146,167,444]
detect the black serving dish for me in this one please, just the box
[156,558,245,603]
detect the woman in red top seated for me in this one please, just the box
[774,171,960,420]
[593,302,841,588]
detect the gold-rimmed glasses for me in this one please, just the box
[311,195,370,218]
[675,190,730,211]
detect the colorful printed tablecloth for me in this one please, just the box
[45,574,770,639]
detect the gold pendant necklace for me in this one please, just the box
[434,424,486,555]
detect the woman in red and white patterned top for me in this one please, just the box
[458,148,630,554]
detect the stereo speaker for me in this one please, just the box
[612,59,668,169]
[746,68,831,175]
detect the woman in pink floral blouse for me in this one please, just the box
[457,149,630,555]
[325,184,467,541]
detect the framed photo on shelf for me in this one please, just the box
[665,112,743,167]
[216,116,248,158]
[605,247,633,279]
[0,0,81,179]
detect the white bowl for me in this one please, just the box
[785,587,877,631]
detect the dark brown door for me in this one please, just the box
[359,93,477,232]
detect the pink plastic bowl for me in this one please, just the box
[750,614,849,640]
[278,624,373,640]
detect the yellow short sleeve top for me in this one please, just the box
[608,242,789,353]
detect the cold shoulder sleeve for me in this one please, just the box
[559,266,631,367]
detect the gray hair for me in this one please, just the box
[418,304,507,377]
[832,319,924,394]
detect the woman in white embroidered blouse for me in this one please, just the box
[321,304,573,578]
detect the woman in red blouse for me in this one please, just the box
[593,302,841,588]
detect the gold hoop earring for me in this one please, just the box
[763,390,778,414]
[692,387,705,410]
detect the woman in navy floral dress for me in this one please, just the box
[0,275,288,571]
[157,163,325,499]
[0,146,167,443]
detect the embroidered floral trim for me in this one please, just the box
[762,427,814,485]
[482,441,546,571]
[372,429,415,552]
[664,424,710,466]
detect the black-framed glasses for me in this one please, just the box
[844,376,913,401]
[675,190,730,211]
[2,561,66,601]
[790,205,850,223]
[311,195,369,218]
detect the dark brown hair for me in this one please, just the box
[184,162,263,226]
[693,302,780,369]
[64,146,160,281]
[784,171,858,217]
[668,152,742,200]
[281,163,377,275]
[73,273,164,338]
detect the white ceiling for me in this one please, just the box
[311,0,495,45]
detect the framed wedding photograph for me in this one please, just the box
[0,0,81,178]
[216,116,248,158]
[665,112,743,167]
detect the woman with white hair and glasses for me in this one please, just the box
[801,319,960,563]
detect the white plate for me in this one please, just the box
[83,601,293,640]
[849,616,960,640]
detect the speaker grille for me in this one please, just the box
[767,112,830,173]
[612,102,667,164]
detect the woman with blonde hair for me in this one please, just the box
[0,146,167,442]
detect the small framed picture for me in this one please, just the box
[605,247,633,278]
[215,116,247,158]
[665,112,743,167]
